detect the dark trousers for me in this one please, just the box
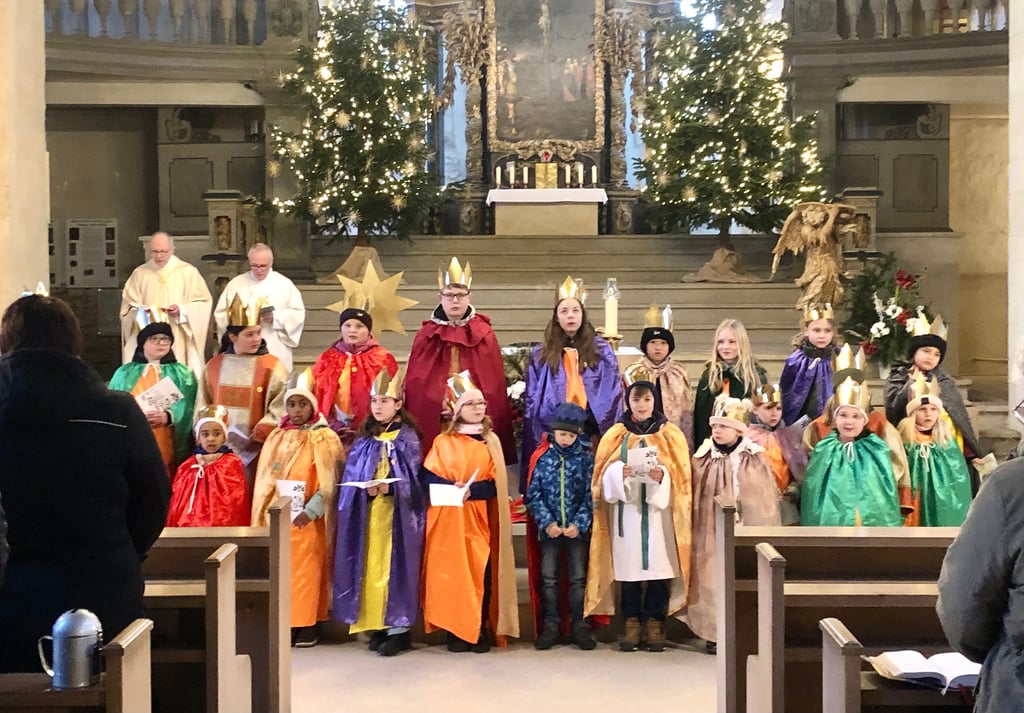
[620,579,670,623]
[540,536,588,624]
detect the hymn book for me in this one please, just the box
[865,650,980,692]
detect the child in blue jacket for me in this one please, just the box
[525,402,595,651]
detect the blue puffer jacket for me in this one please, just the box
[525,435,594,539]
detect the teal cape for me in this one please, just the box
[904,438,972,526]
[109,362,197,464]
[801,431,902,526]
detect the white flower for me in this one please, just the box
[885,303,901,319]
[870,321,886,338]
[881,325,891,336]
[872,293,884,315]
[507,380,526,400]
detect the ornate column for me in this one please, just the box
[0,2,49,310]
[1008,11,1024,415]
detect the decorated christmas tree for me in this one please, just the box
[636,0,824,245]
[269,0,436,239]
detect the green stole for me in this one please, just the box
[618,436,650,570]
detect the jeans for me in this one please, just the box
[620,579,670,622]
[540,536,589,624]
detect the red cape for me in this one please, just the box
[404,311,516,463]
[311,341,398,434]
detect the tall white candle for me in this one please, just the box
[522,165,528,186]
[564,164,570,186]
[603,277,620,337]
[591,166,598,185]
[576,163,584,186]
[496,166,502,186]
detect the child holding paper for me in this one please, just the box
[585,371,692,653]
[420,371,518,653]
[524,401,596,650]
[166,405,250,527]
[252,370,343,648]
[333,367,425,657]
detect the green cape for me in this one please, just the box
[109,361,197,464]
[904,438,972,526]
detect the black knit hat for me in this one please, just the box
[641,326,675,355]
[338,308,373,332]
[907,334,947,364]
[133,322,175,363]
[551,402,588,434]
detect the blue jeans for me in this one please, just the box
[540,535,588,624]
[619,579,669,622]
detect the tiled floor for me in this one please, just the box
[292,639,717,712]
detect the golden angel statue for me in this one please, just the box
[771,201,867,310]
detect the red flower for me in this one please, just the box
[860,340,880,356]
[895,269,916,289]
[896,310,910,326]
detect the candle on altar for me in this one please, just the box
[564,164,570,186]
[591,166,598,185]
[496,166,502,186]
[576,163,584,186]
[522,165,528,186]
[603,277,620,337]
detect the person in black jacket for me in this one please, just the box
[0,295,170,672]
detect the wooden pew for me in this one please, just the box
[820,617,972,712]
[143,496,290,713]
[205,543,252,713]
[715,496,958,713]
[0,617,154,713]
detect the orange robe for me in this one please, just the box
[130,365,175,472]
[201,353,288,444]
[421,431,518,645]
[252,420,342,627]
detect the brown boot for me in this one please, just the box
[620,618,641,652]
[645,619,666,652]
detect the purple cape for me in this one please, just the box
[332,424,424,628]
[779,346,836,425]
[521,337,623,475]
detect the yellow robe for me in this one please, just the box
[585,422,693,619]
[252,421,342,627]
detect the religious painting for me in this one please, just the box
[487,0,605,152]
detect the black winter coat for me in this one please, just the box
[0,349,169,672]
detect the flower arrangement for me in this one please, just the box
[841,253,932,367]
[502,344,533,452]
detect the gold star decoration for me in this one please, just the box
[335,111,351,128]
[344,209,361,226]
[287,139,301,155]
[395,39,409,56]
[267,160,281,177]
[707,109,720,124]
[683,186,697,201]
[409,135,422,150]
[391,194,407,211]
[767,169,782,183]
[656,171,669,186]
[326,262,420,335]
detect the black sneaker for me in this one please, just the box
[471,629,492,654]
[293,625,319,648]
[378,631,413,657]
[705,640,717,655]
[571,621,597,650]
[446,633,471,653]
[535,621,560,650]
[368,630,388,651]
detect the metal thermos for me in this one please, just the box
[37,609,103,689]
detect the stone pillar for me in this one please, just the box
[0,3,49,310]
[1008,19,1024,415]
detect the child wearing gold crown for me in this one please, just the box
[333,367,425,657]
[802,377,905,527]
[420,371,518,652]
[166,406,250,527]
[780,304,839,426]
[686,394,779,654]
[896,374,973,526]
[199,294,288,477]
[522,276,622,474]
[746,384,807,525]
[109,311,197,474]
[693,319,768,446]
[252,370,343,648]
[585,370,692,653]
[884,313,985,492]
[624,304,695,452]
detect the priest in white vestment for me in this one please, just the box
[120,232,213,377]
[213,243,305,371]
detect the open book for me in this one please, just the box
[865,650,980,692]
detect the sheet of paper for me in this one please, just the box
[429,470,478,507]
[276,480,307,522]
[627,446,659,476]
[134,376,184,413]
[342,478,401,489]
[975,453,999,479]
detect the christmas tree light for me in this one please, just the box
[270,0,436,238]
[636,0,825,238]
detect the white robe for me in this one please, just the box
[120,255,212,377]
[214,270,306,371]
[602,462,680,582]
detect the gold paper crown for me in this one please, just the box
[21,281,49,297]
[370,366,404,400]
[623,362,655,387]
[834,376,871,413]
[556,275,587,305]
[711,395,751,426]
[751,383,783,406]
[908,313,948,340]
[445,369,480,411]
[439,257,472,290]
[134,305,171,330]
[285,367,316,395]
[644,303,674,331]
[226,293,267,327]
[803,302,834,323]
[906,371,943,415]
[195,404,229,428]
[834,343,865,373]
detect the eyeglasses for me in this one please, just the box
[147,336,172,344]
[150,250,171,255]
[440,292,471,301]
[462,400,487,408]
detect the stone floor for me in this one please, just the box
[292,639,717,712]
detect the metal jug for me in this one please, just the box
[37,609,103,689]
